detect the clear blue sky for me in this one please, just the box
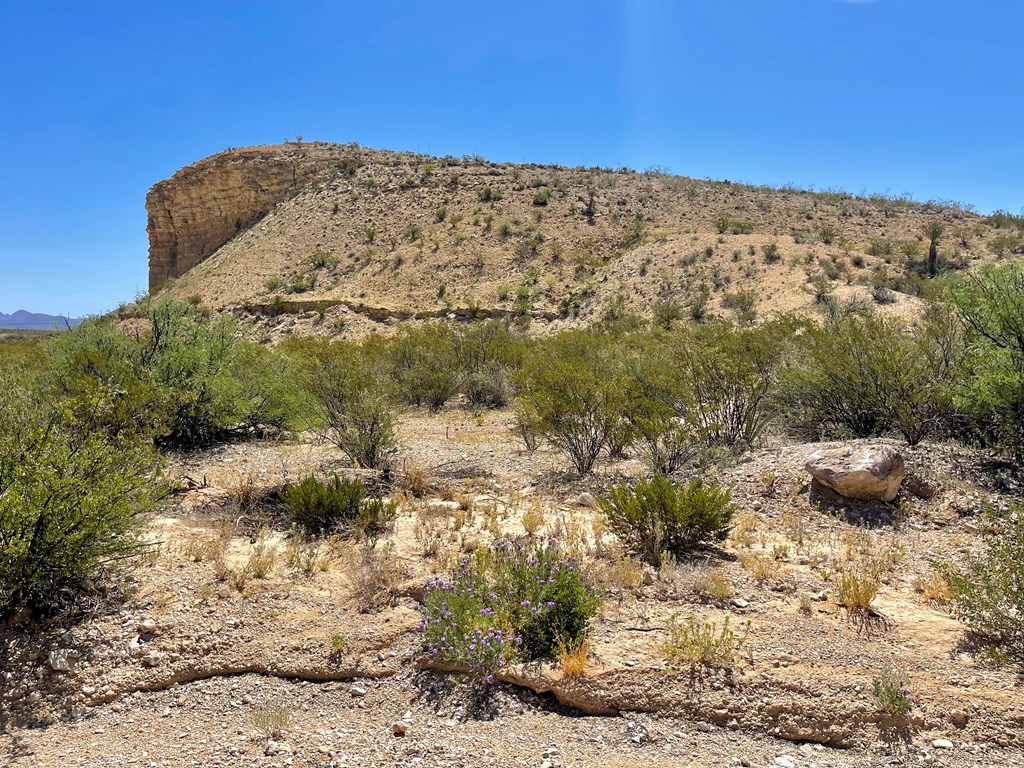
[1,1,1021,316]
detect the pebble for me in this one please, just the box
[773,757,796,768]
[932,739,954,749]
[391,720,408,736]
[577,492,596,507]
[350,686,367,697]
[732,598,749,609]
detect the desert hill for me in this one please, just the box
[150,142,1016,335]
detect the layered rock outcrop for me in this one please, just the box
[146,143,350,289]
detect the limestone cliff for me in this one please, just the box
[146,143,352,289]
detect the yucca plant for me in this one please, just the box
[923,220,946,278]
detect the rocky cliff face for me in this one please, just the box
[146,143,351,289]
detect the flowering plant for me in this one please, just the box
[420,538,599,678]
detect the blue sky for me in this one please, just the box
[1,0,1021,316]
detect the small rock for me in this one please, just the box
[950,710,968,727]
[139,618,158,634]
[47,649,79,673]
[732,598,749,609]
[932,739,954,749]
[751,500,763,511]
[641,567,656,586]
[774,757,796,768]
[350,685,367,697]
[578,492,596,508]
[695,722,713,733]
[392,721,408,736]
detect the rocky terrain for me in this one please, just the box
[149,142,1013,338]
[2,409,1021,767]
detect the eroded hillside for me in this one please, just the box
[151,142,1016,336]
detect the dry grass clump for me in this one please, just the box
[521,500,546,536]
[914,570,952,604]
[663,613,748,669]
[693,568,734,603]
[341,543,406,611]
[179,522,232,562]
[283,536,332,575]
[251,699,291,738]
[834,566,881,612]
[557,636,589,678]
[730,513,759,548]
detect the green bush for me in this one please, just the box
[599,475,735,566]
[779,313,963,445]
[621,340,699,475]
[938,505,1023,661]
[673,323,786,449]
[282,474,396,540]
[420,538,599,675]
[0,380,162,621]
[390,326,459,411]
[516,332,631,474]
[952,264,1024,458]
[46,300,295,448]
[297,339,399,469]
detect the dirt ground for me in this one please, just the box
[2,408,1022,767]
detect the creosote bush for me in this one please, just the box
[599,475,735,567]
[47,299,296,448]
[419,538,599,677]
[282,474,396,540]
[293,338,399,469]
[0,377,163,621]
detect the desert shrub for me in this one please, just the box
[938,504,1023,660]
[282,474,396,540]
[516,332,631,474]
[671,323,788,449]
[420,538,599,676]
[952,264,1024,458]
[295,338,398,469]
[46,300,295,448]
[599,475,735,566]
[621,340,699,474]
[451,321,523,408]
[0,380,162,621]
[663,614,746,669]
[779,312,963,444]
[390,326,459,411]
[722,289,757,324]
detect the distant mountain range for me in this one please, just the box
[0,310,81,330]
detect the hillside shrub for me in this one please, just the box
[0,381,162,621]
[282,474,396,540]
[938,504,1023,661]
[599,475,735,566]
[420,538,599,676]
